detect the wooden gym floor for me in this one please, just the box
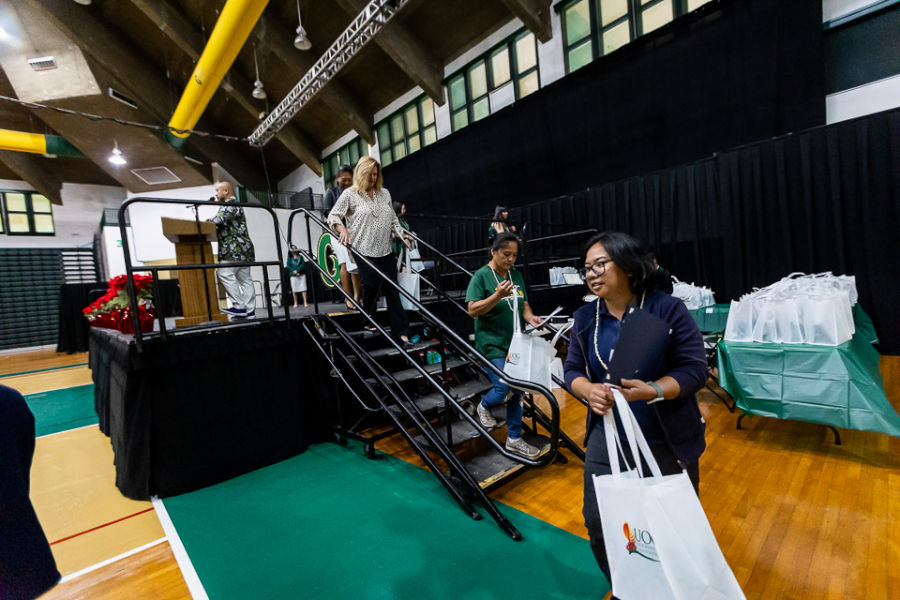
[2,348,898,599]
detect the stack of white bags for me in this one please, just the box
[724,272,857,346]
[671,277,716,310]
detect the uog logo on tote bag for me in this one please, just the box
[623,522,660,562]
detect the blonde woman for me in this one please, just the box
[327,156,411,344]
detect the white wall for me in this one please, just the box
[826,74,900,124]
[278,163,326,195]
[822,0,881,21]
[0,179,126,249]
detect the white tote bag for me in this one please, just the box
[593,390,745,600]
[503,289,554,391]
[397,249,420,311]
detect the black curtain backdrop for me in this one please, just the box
[385,0,824,217]
[90,321,332,499]
[425,109,900,353]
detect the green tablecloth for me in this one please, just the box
[717,313,899,437]
[688,303,731,334]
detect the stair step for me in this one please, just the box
[415,377,493,407]
[386,377,492,417]
[464,434,553,489]
[366,357,467,385]
[368,339,440,359]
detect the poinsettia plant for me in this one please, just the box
[83,273,155,333]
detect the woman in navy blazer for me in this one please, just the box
[563,232,707,595]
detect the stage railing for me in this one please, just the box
[118,197,290,352]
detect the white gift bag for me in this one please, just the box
[723,299,753,342]
[397,249,420,311]
[503,289,554,391]
[549,266,579,287]
[593,390,745,600]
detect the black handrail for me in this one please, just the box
[404,230,571,344]
[288,209,560,442]
[325,318,524,538]
[118,197,290,352]
[296,244,558,468]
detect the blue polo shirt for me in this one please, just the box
[585,301,666,444]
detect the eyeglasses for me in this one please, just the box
[578,259,613,281]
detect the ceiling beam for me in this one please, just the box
[499,0,553,43]
[334,0,445,106]
[130,0,323,175]
[0,150,64,205]
[25,0,267,190]
[256,13,376,146]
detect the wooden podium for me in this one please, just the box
[161,217,228,327]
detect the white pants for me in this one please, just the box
[217,266,255,311]
[332,239,358,273]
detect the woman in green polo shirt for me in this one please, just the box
[465,232,544,458]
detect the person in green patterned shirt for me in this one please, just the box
[210,181,256,317]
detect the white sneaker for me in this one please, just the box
[477,402,498,428]
[505,436,540,459]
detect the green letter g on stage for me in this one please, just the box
[317,232,339,288]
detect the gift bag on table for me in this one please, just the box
[593,389,745,600]
[503,289,554,391]
[397,249,420,311]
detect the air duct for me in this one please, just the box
[0,128,85,158]
[166,0,269,148]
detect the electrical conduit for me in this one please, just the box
[165,0,269,148]
[0,129,85,158]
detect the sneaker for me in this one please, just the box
[245,310,255,317]
[477,402,498,429]
[222,307,246,316]
[505,436,540,459]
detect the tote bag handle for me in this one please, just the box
[509,284,522,334]
[603,388,664,478]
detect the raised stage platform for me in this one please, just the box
[90,318,331,500]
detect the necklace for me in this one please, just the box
[489,265,516,308]
[592,291,646,374]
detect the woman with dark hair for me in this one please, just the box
[466,232,544,458]
[563,231,707,597]
[488,206,516,242]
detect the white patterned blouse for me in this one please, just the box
[326,187,405,258]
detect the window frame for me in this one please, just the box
[559,0,708,74]
[1,190,55,236]
[322,137,368,188]
[445,28,541,133]
[376,95,437,167]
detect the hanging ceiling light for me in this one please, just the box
[251,45,266,100]
[108,140,126,166]
[293,0,311,50]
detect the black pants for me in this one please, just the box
[582,419,699,598]
[0,385,60,599]
[357,253,410,339]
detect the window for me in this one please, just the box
[446,30,540,132]
[1,191,55,235]
[560,0,713,73]
[377,96,437,167]
[322,138,368,187]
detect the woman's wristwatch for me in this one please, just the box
[647,381,665,404]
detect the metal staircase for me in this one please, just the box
[289,208,585,540]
